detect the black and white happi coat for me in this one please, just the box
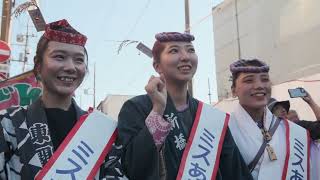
[0,99,88,179]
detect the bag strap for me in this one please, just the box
[248,116,281,172]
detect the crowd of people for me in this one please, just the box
[0,19,319,180]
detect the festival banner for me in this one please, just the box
[0,71,42,110]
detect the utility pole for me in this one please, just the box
[1,0,13,80]
[12,23,36,73]
[208,78,212,104]
[83,63,96,108]
[23,22,29,72]
[184,0,190,33]
[184,0,193,97]
[1,0,12,42]
[93,62,96,108]
[235,0,241,59]
[21,22,35,72]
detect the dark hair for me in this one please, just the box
[231,59,267,88]
[33,29,88,79]
[152,41,166,63]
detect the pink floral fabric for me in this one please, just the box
[145,111,172,150]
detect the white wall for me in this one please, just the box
[213,0,320,100]
[97,95,134,121]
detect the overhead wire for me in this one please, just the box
[101,1,217,93]
[120,3,218,92]
[103,0,153,92]
[124,0,152,39]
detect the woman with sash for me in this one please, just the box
[0,19,105,179]
[228,59,320,180]
[116,32,252,180]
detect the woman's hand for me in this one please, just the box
[145,74,167,115]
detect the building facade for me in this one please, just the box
[212,0,320,99]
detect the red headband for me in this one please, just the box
[44,19,87,46]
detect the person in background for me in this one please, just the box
[268,94,320,140]
[288,89,320,121]
[267,98,290,120]
[268,91,320,180]
[287,109,299,122]
[228,59,319,180]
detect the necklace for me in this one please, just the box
[256,108,277,161]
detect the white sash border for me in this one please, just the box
[283,120,310,180]
[177,102,229,180]
[36,110,117,180]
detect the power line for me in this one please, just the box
[187,11,212,32]
[125,0,152,39]
[96,0,117,41]
[104,39,129,43]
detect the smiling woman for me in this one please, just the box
[230,59,271,119]
[108,32,252,180]
[228,59,320,180]
[38,41,86,105]
[0,19,105,179]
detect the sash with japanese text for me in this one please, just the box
[176,102,229,180]
[35,110,118,180]
[282,120,310,180]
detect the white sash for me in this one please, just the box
[177,102,229,180]
[35,110,118,180]
[282,120,310,180]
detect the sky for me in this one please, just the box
[9,0,224,109]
